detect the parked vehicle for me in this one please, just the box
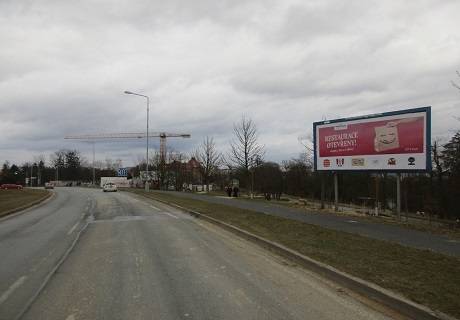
[0,184,23,190]
[103,182,118,192]
[44,182,54,189]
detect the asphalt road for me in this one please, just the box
[0,188,94,320]
[158,191,460,257]
[0,188,396,320]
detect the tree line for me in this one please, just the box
[1,116,459,219]
[0,150,119,186]
[190,116,460,219]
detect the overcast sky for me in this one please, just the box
[1,0,459,167]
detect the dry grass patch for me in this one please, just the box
[0,189,50,217]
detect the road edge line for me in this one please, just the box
[0,191,55,222]
[12,219,90,320]
[143,194,457,320]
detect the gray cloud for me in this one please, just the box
[1,0,459,166]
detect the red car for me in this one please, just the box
[0,184,23,190]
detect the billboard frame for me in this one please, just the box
[313,106,431,173]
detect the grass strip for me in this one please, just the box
[201,192,460,240]
[128,189,460,318]
[0,189,50,217]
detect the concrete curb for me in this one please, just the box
[146,195,457,320]
[0,191,54,222]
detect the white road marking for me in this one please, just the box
[113,216,145,222]
[160,212,179,219]
[127,195,178,219]
[0,276,27,305]
[67,222,79,235]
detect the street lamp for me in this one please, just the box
[124,90,150,191]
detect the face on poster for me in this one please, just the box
[314,108,430,171]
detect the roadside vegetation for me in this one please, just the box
[208,192,460,240]
[129,189,460,319]
[0,189,50,217]
[1,116,459,221]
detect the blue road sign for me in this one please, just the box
[117,168,128,177]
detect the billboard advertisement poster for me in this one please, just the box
[313,107,431,171]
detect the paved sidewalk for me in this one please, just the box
[157,191,460,257]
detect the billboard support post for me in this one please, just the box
[334,172,338,211]
[313,106,431,219]
[396,173,401,220]
[320,173,325,209]
[375,174,380,216]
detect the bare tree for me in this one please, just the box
[33,154,46,186]
[50,150,65,181]
[297,134,314,168]
[105,158,114,170]
[451,71,460,122]
[195,136,222,191]
[167,150,187,190]
[228,116,264,171]
[148,150,162,188]
[452,70,460,91]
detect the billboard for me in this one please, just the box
[313,107,431,171]
[140,171,157,181]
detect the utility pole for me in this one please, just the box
[92,141,96,186]
[251,167,255,199]
[30,164,33,187]
[146,96,149,191]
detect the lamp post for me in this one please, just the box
[92,142,96,186]
[124,90,150,191]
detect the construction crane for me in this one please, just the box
[64,132,191,184]
[65,132,190,162]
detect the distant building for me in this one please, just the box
[185,157,202,184]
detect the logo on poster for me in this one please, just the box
[351,158,365,166]
[387,158,396,165]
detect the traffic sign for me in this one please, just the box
[117,168,128,177]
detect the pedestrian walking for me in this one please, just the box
[232,186,239,197]
[226,186,232,197]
